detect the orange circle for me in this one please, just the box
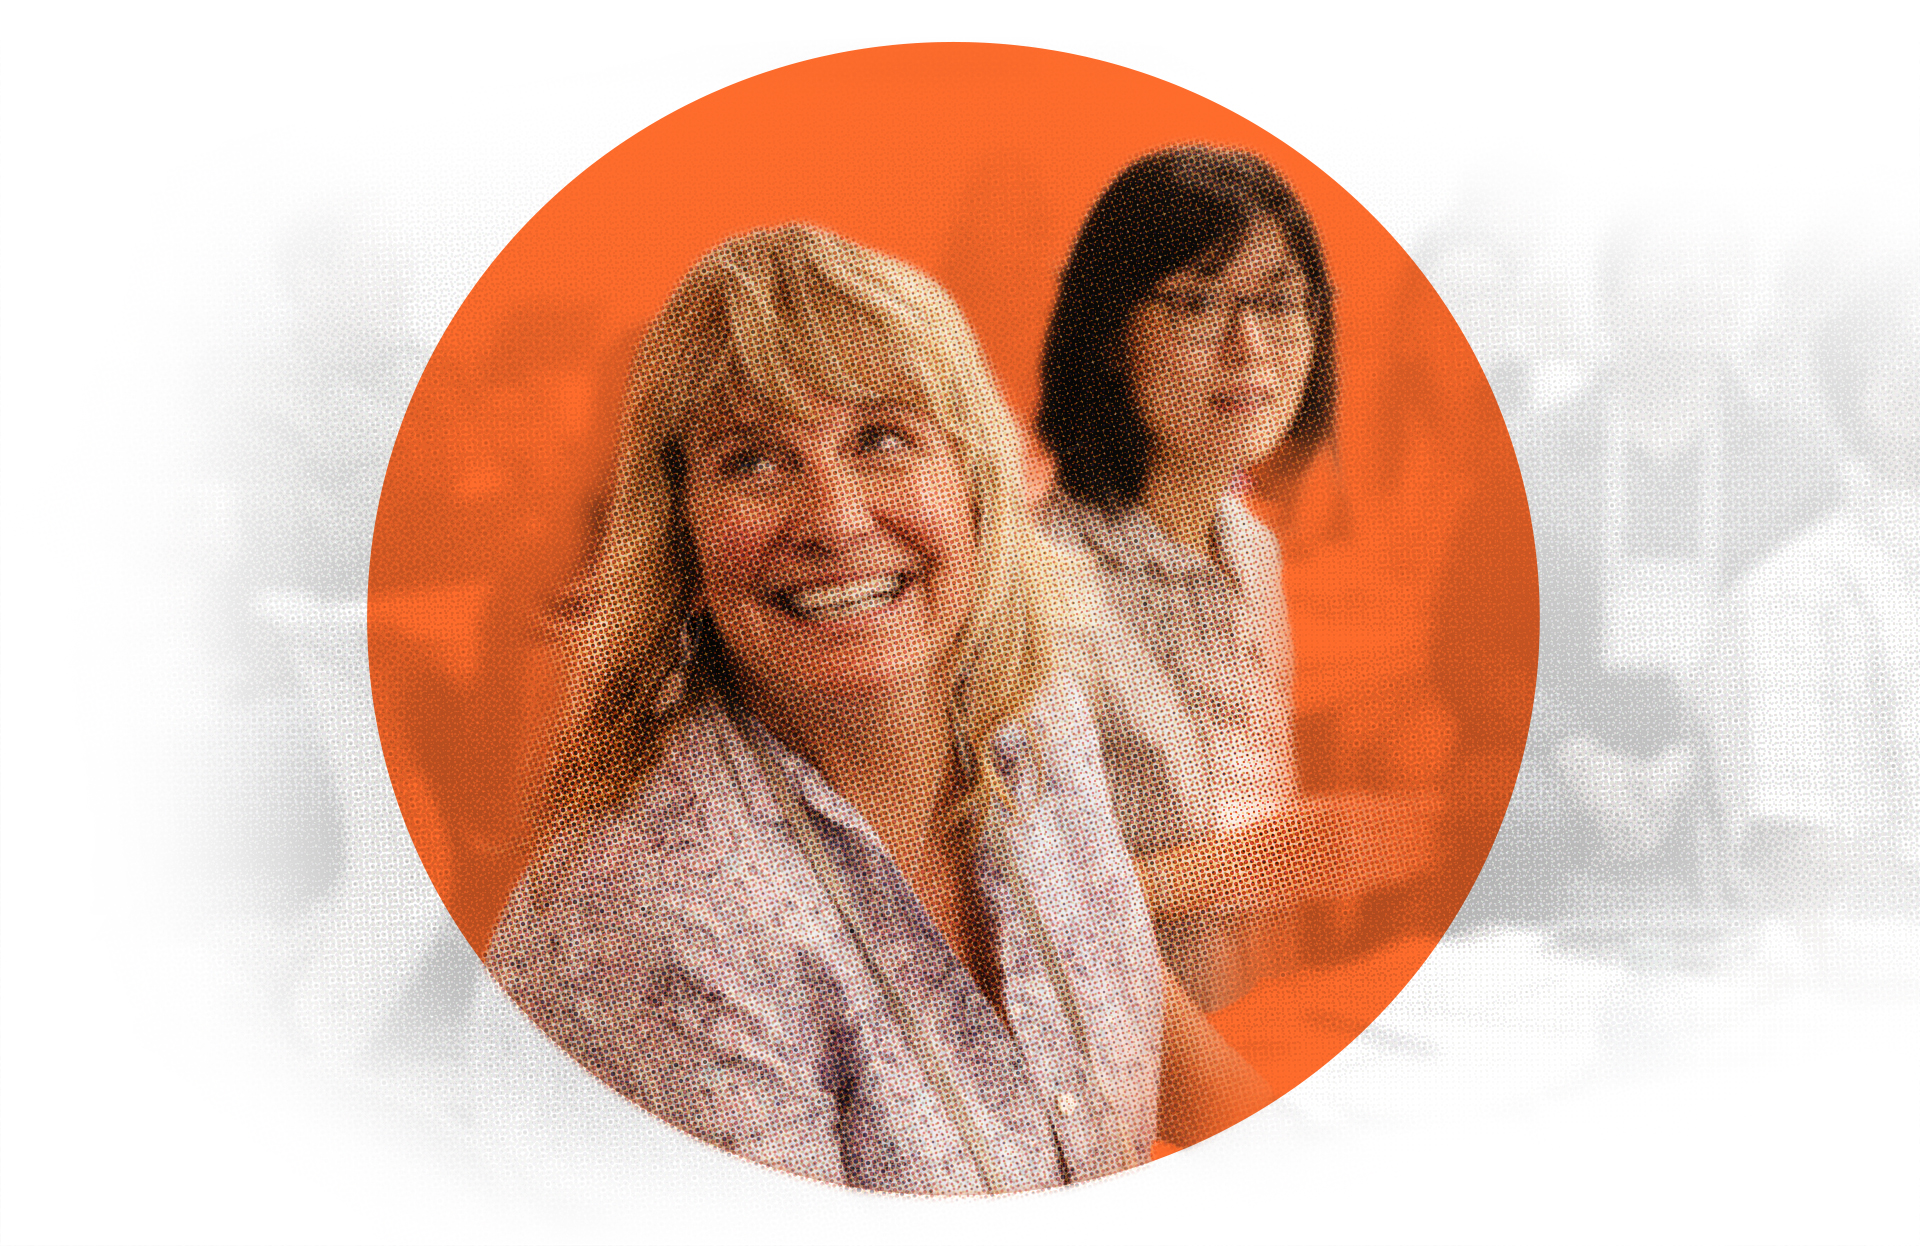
[369,42,1535,1105]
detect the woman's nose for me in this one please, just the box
[788,461,874,548]
[1217,303,1264,362]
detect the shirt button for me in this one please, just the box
[1055,1092,1079,1118]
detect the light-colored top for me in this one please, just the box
[1042,491,1300,1008]
[484,684,1161,1195]
[1726,500,1918,859]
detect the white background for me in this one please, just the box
[4,4,1916,1243]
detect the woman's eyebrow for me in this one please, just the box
[679,430,760,464]
[1157,264,1305,292]
[688,422,764,452]
[849,394,923,416]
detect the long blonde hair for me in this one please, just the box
[542,222,1070,834]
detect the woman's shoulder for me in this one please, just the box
[578,710,751,867]
[997,681,1155,921]
[1038,489,1137,563]
[1011,675,1099,753]
[1001,677,1115,811]
[486,706,782,970]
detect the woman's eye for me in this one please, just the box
[1166,292,1213,317]
[718,448,777,479]
[858,424,915,454]
[1257,284,1310,316]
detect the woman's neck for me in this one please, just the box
[741,678,955,852]
[1140,463,1236,557]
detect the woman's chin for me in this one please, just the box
[1160,444,1271,489]
[740,636,940,708]
[753,669,939,729]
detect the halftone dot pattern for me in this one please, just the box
[483,692,1161,1194]
[370,43,1534,1180]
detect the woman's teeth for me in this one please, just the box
[780,574,907,621]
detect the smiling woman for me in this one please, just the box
[682,400,979,724]
[480,223,1272,1194]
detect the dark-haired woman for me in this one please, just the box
[1038,145,1347,1010]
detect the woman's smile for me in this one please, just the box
[772,571,911,622]
[683,397,978,713]
[1203,384,1280,418]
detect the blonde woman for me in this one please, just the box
[484,224,1270,1194]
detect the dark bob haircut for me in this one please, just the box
[1038,145,1338,509]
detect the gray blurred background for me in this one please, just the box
[4,9,1915,1245]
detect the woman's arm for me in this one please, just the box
[1136,791,1430,916]
[1156,961,1277,1147]
[488,856,848,1185]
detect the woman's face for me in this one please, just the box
[682,396,979,715]
[1124,216,1317,484]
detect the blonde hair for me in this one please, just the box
[542,222,1070,832]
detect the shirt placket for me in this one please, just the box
[1196,568,1254,731]
[980,808,1116,1183]
[781,747,1070,1191]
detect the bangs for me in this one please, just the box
[685,247,982,452]
[636,223,1003,480]
[1182,211,1253,279]
[720,300,945,427]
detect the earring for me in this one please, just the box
[677,605,709,671]
[651,605,708,714]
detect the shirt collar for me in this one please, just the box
[1047,488,1274,594]
[701,696,1037,834]
[702,699,866,833]
[1213,494,1282,595]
